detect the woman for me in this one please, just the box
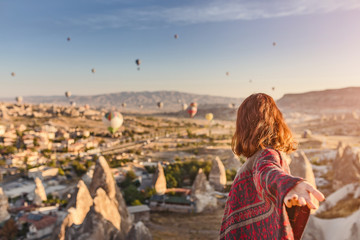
[220,93,324,240]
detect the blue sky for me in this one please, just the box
[1,0,360,99]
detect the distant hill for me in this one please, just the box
[5,91,243,112]
[277,87,360,113]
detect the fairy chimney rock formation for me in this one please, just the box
[191,168,208,195]
[152,162,167,195]
[89,156,116,199]
[191,168,217,213]
[93,188,121,230]
[0,188,10,223]
[209,157,227,191]
[333,144,360,190]
[58,180,93,240]
[290,151,318,213]
[34,177,47,205]
[66,180,93,225]
[89,156,132,234]
[54,156,135,240]
[290,151,316,186]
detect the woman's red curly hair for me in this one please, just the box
[232,93,297,158]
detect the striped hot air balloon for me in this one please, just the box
[102,111,124,134]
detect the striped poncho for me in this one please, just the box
[220,148,310,240]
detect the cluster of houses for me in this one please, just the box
[0,122,100,170]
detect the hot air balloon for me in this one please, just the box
[65,91,71,99]
[226,72,230,76]
[272,87,275,91]
[182,103,188,111]
[205,113,213,122]
[67,37,71,42]
[15,96,23,104]
[249,79,252,83]
[273,42,276,46]
[11,72,15,77]
[187,102,197,118]
[91,68,96,73]
[190,102,198,107]
[102,111,124,134]
[174,34,179,39]
[157,102,164,109]
[135,59,141,70]
[122,103,127,108]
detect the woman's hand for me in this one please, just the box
[284,181,325,209]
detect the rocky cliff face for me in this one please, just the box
[54,156,150,240]
[277,87,360,113]
[209,157,227,191]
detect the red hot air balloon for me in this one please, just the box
[187,102,198,118]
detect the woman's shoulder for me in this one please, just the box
[256,148,279,158]
[256,148,282,163]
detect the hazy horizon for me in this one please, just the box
[1,86,360,103]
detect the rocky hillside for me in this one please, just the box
[6,91,242,112]
[277,87,360,113]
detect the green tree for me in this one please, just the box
[131,199,142,206]
[72,161,87,176]
[58,168,65,176]
[226,169,237,181]
[123,185,144,205]
[126,170,137,181]
[165,174,178,188]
